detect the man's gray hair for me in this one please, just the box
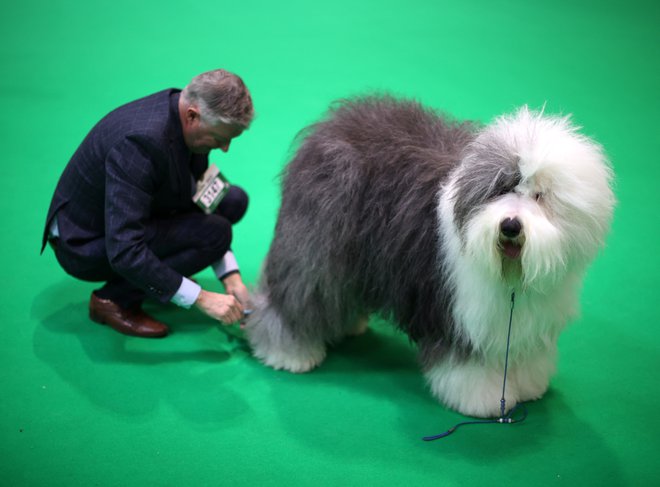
[181,69,254,128]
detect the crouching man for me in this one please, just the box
[42,69,254,337]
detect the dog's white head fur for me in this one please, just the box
[438,107,615,363]
[446,107,614,293]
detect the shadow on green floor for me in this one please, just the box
[30,279,252,429]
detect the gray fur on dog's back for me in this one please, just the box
[257,95,476,364]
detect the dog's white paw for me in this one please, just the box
[425,357,519,418]
[511,349,555,402]
[254,345,326,373]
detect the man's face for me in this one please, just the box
[183,108,244,154]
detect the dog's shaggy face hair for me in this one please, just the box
[246,96,615,418]
[451,108,612,291]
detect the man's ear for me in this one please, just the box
[186,106,201,124]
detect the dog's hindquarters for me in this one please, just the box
[246,121,372,372]
[246,96,475,373]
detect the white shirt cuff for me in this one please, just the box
[212,251,239,280]
[170,277,202,309]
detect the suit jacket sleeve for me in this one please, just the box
[104,136,183,303]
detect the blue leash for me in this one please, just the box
[423,291,528,441]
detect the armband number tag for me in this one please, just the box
[192,165,230,214]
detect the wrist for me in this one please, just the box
[222,272,244,291]
[194,289,210,308]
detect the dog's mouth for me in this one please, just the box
[499,240,523,259]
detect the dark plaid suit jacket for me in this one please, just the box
[42,89,209,303]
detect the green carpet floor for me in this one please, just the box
[1,0,658,485]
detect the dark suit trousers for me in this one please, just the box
[50,186,248,308]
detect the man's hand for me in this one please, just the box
[222,273,252,311]
[194,289,243,324]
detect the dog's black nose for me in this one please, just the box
[500,217,522,238]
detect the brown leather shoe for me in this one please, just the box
[89,293,169,338]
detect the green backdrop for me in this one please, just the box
[1,0,658,485]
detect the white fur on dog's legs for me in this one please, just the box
[255,341,326,374]
[511,346,557,402]
[246,300,326,373]
[425,355,519,418]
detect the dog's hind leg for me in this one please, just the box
[245,285,330,373]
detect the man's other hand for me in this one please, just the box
[194,289,244,324]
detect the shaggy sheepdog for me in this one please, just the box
[246,96,614,418]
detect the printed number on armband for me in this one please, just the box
[203,179,224,207]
